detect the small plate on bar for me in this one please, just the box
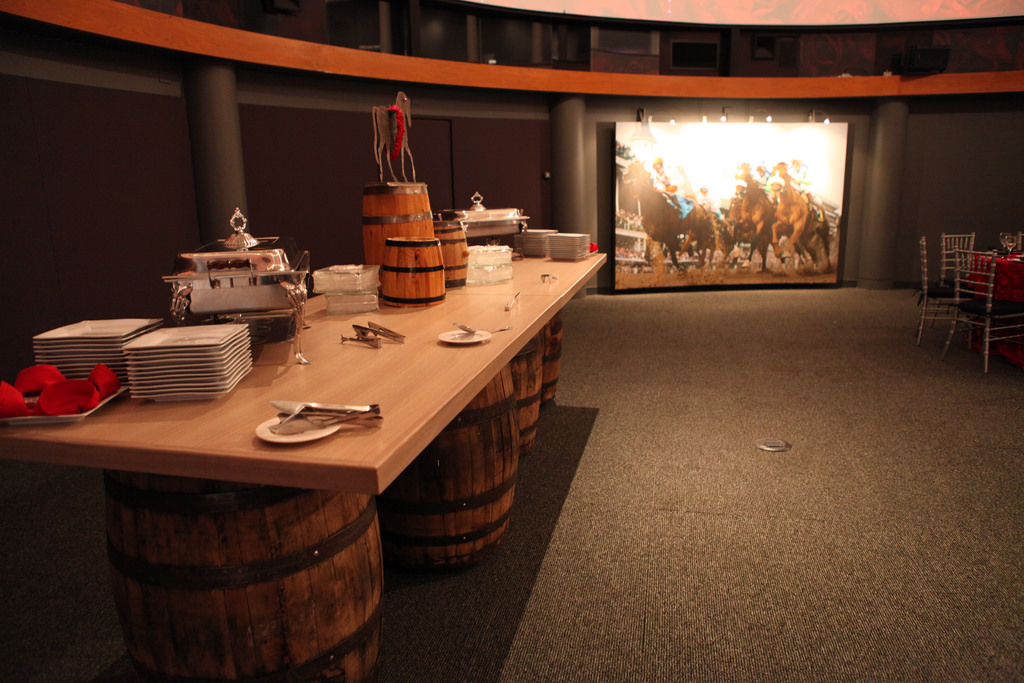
[255,417,343,444]
[438,330,492,345]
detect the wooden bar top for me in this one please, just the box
[0,255,605,494]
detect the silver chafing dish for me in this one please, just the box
[163,208,311,364]
[434,192,529,239]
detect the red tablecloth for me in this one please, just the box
[995,256,1024,301]
[969,256,1024,368]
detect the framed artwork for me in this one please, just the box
[614,120,848,291]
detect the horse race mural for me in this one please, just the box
[614,120,848,291]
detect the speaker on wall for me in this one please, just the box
[750,34,798,68]
[893,45,951,74]
[751,34,776,60]
[671,40,719,70]
[661,31,728,76]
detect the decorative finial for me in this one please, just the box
[222,207,259,250]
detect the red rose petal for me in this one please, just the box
[88,364,121,399]
[14,364,66,395]
[0,381,30,418]
[37,379,99,416]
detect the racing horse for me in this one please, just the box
[728,169,775,271]
[623,161,717,270]
[770,162,831,271]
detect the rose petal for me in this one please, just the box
[37,379,99,416]
[88,364,121,399]
[14,364,66,395]
[0,381,30,418]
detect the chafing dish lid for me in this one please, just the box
[170,240,297,275]
[168,208,302,276]
[435,192,529,224]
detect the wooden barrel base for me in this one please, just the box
[510,332,543,455]
[541,310,563,404]
[104,471,382,682]
[377,366,519,569]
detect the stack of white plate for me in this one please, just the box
[33,318,164,384]
[547,233,591,261]
[516,229,557,257]
[123,324,252,401]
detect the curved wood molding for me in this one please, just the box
[3,0,1023,99]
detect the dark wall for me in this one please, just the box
[450,117,550,227]
[0,73,198,382]
[730,23,1024,78]
[0,65,553,383]
[236,104,549,272]
[897,93,1024,278]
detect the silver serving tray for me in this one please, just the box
[161,210,312,364]
[163,234,309,315]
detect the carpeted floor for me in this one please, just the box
[2,287,1022,682]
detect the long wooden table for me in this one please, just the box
[0,254,605,493]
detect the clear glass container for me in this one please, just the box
[466,245,513,285]
[325,291,379,314]
[313,265,380,293]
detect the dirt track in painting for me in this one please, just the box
[615,265,837,291]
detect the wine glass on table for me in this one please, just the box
[999,232,1016,255]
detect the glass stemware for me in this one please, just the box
[999,232,1016,254]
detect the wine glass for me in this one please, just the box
[999,232,1017,254]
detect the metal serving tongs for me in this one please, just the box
[352,321,406,343]
[342,321,406,348]
[341,334,383,348]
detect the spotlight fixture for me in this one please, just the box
[749,108,773,123]
[720,106,731,123]
[808,109,831,124]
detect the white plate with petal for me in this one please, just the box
[438,330,492,345]
[0,388,127,426]
[255,417,344,444]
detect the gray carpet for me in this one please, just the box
[498,288,1023,682]
[2,287,1022,682]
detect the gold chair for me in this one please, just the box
[941,249,1024,372]
[916,236,957,345]
[939,232,976,286]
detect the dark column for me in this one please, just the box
[378,1,392,54]
[857,97,909,289]
[184,59,248,244]
[408,0,421,56]
[466,15,480,63]
[550,94,586,234]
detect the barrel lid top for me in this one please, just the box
[364,182,429,194]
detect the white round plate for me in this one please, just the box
[255,417,343,444]
[438,330,493,345]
